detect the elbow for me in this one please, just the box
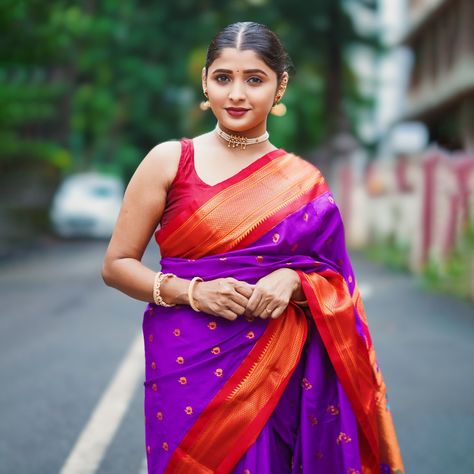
[101,260,113,286]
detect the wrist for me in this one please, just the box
[289,270,305,301]
[160,276,191,305]
[288,269,299,292]
[153,272,177,307]
[188,277,204,312]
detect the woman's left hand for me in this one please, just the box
[245,268,300,320]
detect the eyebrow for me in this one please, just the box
[211,68,268,77]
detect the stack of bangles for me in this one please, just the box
[152,271,308,310]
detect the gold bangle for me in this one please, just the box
[153,271,177,307]
[188,276,204,312]
[291,298,308,306]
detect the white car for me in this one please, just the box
[49,172,125,239]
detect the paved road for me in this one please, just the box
[0,238,472,473]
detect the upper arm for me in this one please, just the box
[102,140,181,266]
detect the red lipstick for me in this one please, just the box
[225,108,249,117]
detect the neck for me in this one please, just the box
[214,123,269,150]
[217,121,267,138]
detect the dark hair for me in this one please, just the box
[204,22,295,84]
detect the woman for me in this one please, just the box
[102,21,404,474]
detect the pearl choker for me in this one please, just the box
[214,123,269,149]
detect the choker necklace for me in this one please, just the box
[214,123,269,149]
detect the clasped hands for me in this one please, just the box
[192,268,304,321]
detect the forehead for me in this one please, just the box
[209,47,274,75]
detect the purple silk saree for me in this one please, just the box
[142,149,404,473]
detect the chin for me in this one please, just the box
[225,123,254,132]
[219,117,262,133]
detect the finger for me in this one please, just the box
[270,305,286,319]
[245,292,262,315]
[253,294,272,318]
[231,292,252,309]
[220,309,238,321]
[227,300,246,316]
[260,306,276,319]
[234,281,254,298]
[255,301,272,319]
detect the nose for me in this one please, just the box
[228,79,246,102]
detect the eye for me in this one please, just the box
[215,74,229,82]
[248,76,263,84]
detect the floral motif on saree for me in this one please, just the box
[145,150,404,474]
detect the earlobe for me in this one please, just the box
[200,68,210,109]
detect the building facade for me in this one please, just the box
[398,0,474,151]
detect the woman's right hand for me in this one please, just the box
[192,277,254,321]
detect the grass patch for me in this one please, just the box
[364,235,411,273]
[421,223,474,300]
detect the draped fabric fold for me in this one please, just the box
[165,304,308,474]
[297,270,404,473]
[143,149,405,474]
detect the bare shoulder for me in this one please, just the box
[138,139,182,190]
[103,139,182,263]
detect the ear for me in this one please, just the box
[279,71,289,95]
[274,72,289,104]
[202,67,207,95]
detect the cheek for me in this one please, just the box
[208,84,227,100]
[249,85,276,104]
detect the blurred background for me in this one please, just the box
[0,1,472,473]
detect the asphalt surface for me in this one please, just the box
[0,238,472,473]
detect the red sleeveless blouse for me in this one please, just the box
[159,137,287,230]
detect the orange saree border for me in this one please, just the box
[231,177,329,252]
[296,269,405,474]
[158,152,327,259]
[156,147,288,245]
[164,304,309,474]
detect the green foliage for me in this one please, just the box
[365,234,411,273]
[421,222,474,300]
[365,222,474,301]
[0,77,72,170]
[1,0,381,182]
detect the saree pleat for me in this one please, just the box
[143,149,404,473]
[164,304,308,473]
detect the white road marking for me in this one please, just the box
[139,456,148,474]
[57,280,373,474]
[59,333,144,474]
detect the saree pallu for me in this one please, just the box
[142,150,405,474]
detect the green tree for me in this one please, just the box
[0,0,382,252]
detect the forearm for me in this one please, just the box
[102,257,191,305]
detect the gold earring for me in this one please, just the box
[271,102,286,116]
[200,89,211,110]
[200,100,211,111]
[271,93,287,117]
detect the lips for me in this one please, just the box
[225,108,250,117]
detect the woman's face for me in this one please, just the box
[202,47,287,136]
